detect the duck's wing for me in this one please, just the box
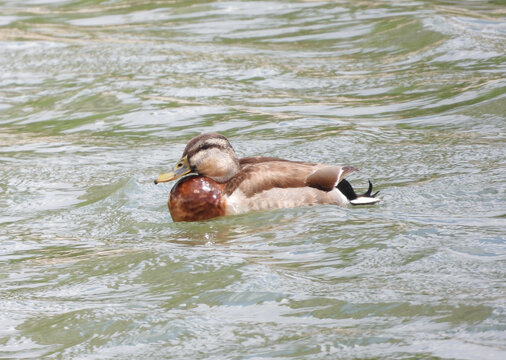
[224,157,357,197]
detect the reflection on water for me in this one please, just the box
[0,0,505,359]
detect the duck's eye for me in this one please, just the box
[201,144,210,150]
[176,163,183,168]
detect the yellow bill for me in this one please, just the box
[154,155,192,184]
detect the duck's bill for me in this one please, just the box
[154,172,177,184]
[154,156,192,184]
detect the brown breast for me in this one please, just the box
[169,175,226,222]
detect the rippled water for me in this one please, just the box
[1,0,505,358]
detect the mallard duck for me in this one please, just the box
[155,133,380,222]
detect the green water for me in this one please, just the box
[1,0,505,359]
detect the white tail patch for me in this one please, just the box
[350,197,381,205]
[336,167,344,185]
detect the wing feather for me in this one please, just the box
[224,158,357,197]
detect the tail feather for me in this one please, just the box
[337,179,380,206]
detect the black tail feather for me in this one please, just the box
[361,180,380,198]
[363,180,373,197]
[336,179,358,200]
[337,179,380,204]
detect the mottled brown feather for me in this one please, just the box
[306,166,340,191]
[306,165,358,191]
[225,162,306,196]
[225,159,356,197]
[239,157,309,166]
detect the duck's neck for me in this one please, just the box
[198,155,240,183]
[214,156,240,183]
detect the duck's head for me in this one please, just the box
[155,133,240,184]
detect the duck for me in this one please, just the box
[155,133,380,222]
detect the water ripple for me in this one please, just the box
[1,0,505,359]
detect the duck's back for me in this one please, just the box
[223,157,352,215]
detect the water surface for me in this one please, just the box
[0,0,505,359]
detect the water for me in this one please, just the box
[1,0,505,358]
